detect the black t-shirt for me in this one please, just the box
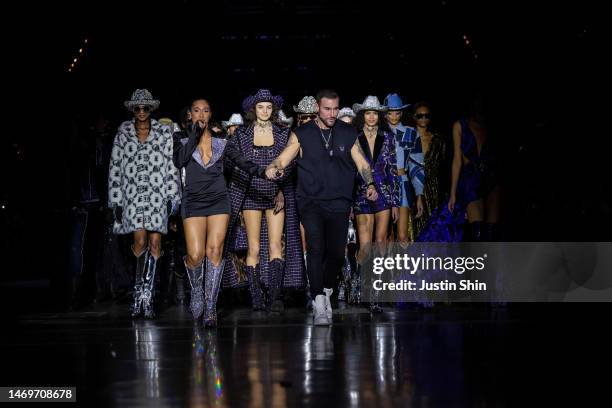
[294,120,357,212]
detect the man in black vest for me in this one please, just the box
[266,89,378,325]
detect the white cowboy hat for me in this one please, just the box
[293,96,318,114]
[222,113,244,129]
[124,89,160,111]
[337,107,356,120]
[278,110,294,127]
[352,95,387,113]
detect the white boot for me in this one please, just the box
[313,295,330,326]
[323,288,333,320]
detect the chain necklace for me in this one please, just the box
[316,119,334,157]
[365,125,378,138]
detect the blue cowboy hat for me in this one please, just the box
[383,93,410,110]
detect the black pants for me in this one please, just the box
[299,201,350,298]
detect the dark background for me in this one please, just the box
[1,0,608,285]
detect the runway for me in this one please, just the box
[0,291,608,407]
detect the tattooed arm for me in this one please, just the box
[351,140,378,201]
[265,131,300,179]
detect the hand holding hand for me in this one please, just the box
[366,184,378,201]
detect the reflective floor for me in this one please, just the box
[1,297,609,407]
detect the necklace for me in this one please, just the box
[255,120,271,129]
[365,125,377,138]
[316,119,334,157]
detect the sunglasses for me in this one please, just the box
[414,113,431,120]
[133,106,151,113]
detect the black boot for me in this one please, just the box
[67,275,83,311]
[485,222,500,242]
[175,267,186,306]
[172,243,186,305]
[246,264,265,311]
[142,251,162,319]
[161,244,175,305]
[268,258,285,314]
[465,221,485,242]
[130,247,148,318]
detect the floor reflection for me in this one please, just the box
[133,320,161,400]
[190,328,226,407]
[3,304,594,407]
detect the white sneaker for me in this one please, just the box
[323,288,333,320]
[313,295,330,326]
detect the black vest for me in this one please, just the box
[294,120,357,208]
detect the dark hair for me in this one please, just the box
[190,98,211,110]
[189,98,212,125]
[353,109,390,134]
[178,106,190,130]
[244,105,281,126]
[466,92,488,126]
[315,89,339,103]
[408,101,433,128]
[412,101,432,113]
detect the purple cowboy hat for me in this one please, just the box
[242,89,284,112]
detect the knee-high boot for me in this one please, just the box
[204,258,225,327]
[184,257,205,321]
[142,251,162,319]
[130,246,148,318]
[268,258,285,313]
[246,264,265,311]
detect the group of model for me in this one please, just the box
[108,88,499,326]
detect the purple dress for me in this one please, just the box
[456,119,498,204]
[222,124,305,289]
[416,119,498,242]
[354,129,400,214]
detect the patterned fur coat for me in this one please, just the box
[108,119,181,234]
